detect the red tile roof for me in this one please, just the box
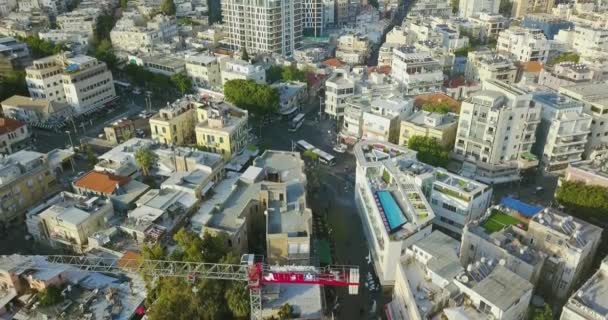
[521,61,544,73]
[414,93,461,113]
[0,118,26,135]
[74,170,131,194]
[323,58,345,68]
[368,65,391,75]
[306,73,326,87]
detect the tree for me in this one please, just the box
[18,36,64,58]
[302,149,319,162]
[278,303,294,320]
[121,0,128,9]
[92,39,118,70]
[555,180,608,217]
[281,65,305,82]
[94,14,116,43]
[225,280,250,318]
[549,52,580,66]
[85,145,98,165]
[38,286,63,306]
[170,73,192,94]
[528,305,552,320]
[223,79,279,115]
[0,70,28,101]
[450,0,459,14]
[134,147,158,176]
[241,47,250,62]
[421,102,451,114]
[161,0,176,15]
[407,136,450,168]
[266,65,283,84]
[499,0,512,15]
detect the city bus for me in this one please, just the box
[296,140,315,152]
[313,148,336,166]
[288,113,306,132]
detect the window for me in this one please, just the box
[442,203,457,212]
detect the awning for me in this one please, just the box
[500,196,543,217]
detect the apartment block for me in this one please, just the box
[220,58,266,87]
[0,95,72,126]
[465,49,518,84]
[458,0,499,18]
[539,63,597,91]
[195,101,249,160]
[0,150,58,226]
[563,154,608,188]
[467,13,509,40]
[72,170,149,211]
[560,257,608,320]
[56,7,100,36]
[559,83,608,157]
[399,111,458,148]
[497,27,552,63]
[533,92,592,172]
[324,71,356,119]
[95,138,155,177]
[511,0,554,18]
[185,54,221,90]
[271,81,307,116]
[453,80,541,184]
[221,0,302,57]
[0,118,30,155]
[390,46,444,95]
[354,141,435,285]
[149,97,197,145]
[336,33,370,65]
[555,24,608,60]
[25,191,113,253]
[110,13,178,53]
[408,0,452,17]
[25,53,116,115]
[521,14,573,40]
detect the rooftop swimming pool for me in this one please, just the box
[375,191,407,233]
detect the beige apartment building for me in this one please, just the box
[399,110,458,147]
[150,97,197,145]
[195,101,249,160]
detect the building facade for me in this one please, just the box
[390,46,444,95]
[150,98,197,146]
[0,118,30,155]
[195,101,249,160]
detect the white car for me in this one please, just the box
[333,143,347,153]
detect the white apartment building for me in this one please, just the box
[219,58,266,87]
[110,13,178,53]
[465,49,518,84]
[497,27,552,63]
[555,24,608,60]
[0,0,16,16]
[454,80,541,184]
[559,83,608,157]
[324,71,356,119]
[390,46,444,95]
[271,81,307,116]
[539,62,597,91]
[408,0,452,17]
[561,257,608,320]
[429,169,492,235]
[0,119,30,155]
[221,0,302,57]
[468,13,509,40]
[56,8,100,36]
[25,53,116,115]
[458,0,499,18]
[185,54,221,89]
[38,30,91,47]
[533,92,592,172]
[336,33,370,65]
[354,141,435,285]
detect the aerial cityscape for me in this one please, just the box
[0,0,607,319]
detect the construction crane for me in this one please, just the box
[10,254,360,320]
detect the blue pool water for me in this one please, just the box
[376,191,407,232]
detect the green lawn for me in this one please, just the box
[482,210,523,233]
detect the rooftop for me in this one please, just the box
[404,110,457,129]
[565,258,608,319]
[533,91,582,110]
[0,117,26,135]
[36,192,110,225]
[73,170,131,194]
[532,208,603,250]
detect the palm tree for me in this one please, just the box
[277,303,293,320]
[134,147,157,176]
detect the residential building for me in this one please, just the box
[0,95,70,126]
[221,0,302,57]
[458,0,499,18]
[399,111,458,147]
[219,58,266,86]
[271,81,307,116]
[0,0,16,16]
[555,23,608,60]
[539,63,597,91]
[385,26,408,46]
[56,7,100,36]
[453,80,541,184]
[25,53,116,115]
[293,46,331,64]
[497,27,552,63]
[25,191,113,253]
[533,92,592,172]
[0,150,58,226]
[72,170,149,212]
[511,0,554,18]
[354,141,435,285]
[336,33,370,65]
[391,46,444,95]
[0,118,30,155]
[521,14,573,40]
[563,152,608,188]
[335,0,358,26]
[0,37,31,70]
[465,50,518,84]
[429,169,492,235]
[110,13,178,53]
[386,231,464,320]
[95,138,155,177]
[561,257,608,320]
[195,101,249,160]
[408,0,452,17]
[467,13,509,40]
[185,54,221,89]
[128,54,186,76]
[104,119,135,145]
[150,97,197,145]
[324,71,356,119]
[559,83,608,157]
[38,30,91,49]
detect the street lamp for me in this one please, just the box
[65,130,74,149]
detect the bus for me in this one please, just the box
[113,80,132,89]
[296,140,315,152]
[314,148,336,166]
[288,113,306,132]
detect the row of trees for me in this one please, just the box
[555,180,608,217]
[266,65,306,84]
[0,71,28,101]
[141,229,249,319]
[18,36,65,58]
[549,52,580,66]
[407,135,450,168]
[223,79,280,115]
[421,101,451,114]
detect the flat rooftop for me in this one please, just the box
[533,92,582,110]
[565,258,608,318]
[532,208,603,250]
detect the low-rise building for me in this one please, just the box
[0,150,58,226]
[103,119,135,145]
[533,92,592,172]
[195,101,249,160]
[220,58,266,86]
[95,138,155,177]
[72,170,149,212]
[128,54,186,76]
[497,27,553,63]
[539,62,597,91]
[521,13,573,40]
[25,191,114,253]
[336,33,370,65]
[561,257,608,320]
[0,118,30,155]
[0,36,31,70]
[468,13,509,40]
[465,49,518,84]
[110,13,177,53]
[324,71,356,119]
[150,96,197,145]
[0,95,72,125]
[555,24,608,61]
[390,46,444,95]
[399,111,458,147]
[563,152,608,188]
[271,81,307,116]
[185,54,221,89]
